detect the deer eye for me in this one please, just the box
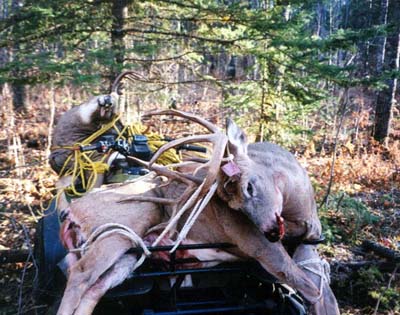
[246,182,254,197]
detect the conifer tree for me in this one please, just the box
[1,0,396,143]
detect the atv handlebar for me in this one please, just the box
[79,141,110,153]
[80,137,207,155]
[178,144,207,153]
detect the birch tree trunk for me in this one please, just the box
[0,0,8,96]
[373,32,400,143]
[376,0,389,73]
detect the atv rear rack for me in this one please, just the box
[34,199,307,315]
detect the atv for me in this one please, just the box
[34,134,308,315]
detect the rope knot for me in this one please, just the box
[297,257,331,302]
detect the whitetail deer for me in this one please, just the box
[49,72,146,208]
[49,92,119,175]
[55,110,339,315]
[49,71,145,176]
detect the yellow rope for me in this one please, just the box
[57,115,181,197]
[123,121,181,165]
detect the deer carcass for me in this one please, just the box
[49,71,143,177]
[49,72,143,210]
[55,110,339,315]
[220,118,339,315]
[48,91,120,214]
[49,92,119,176]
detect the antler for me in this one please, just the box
[144,109,226,193]
[121,110,228,250]
[110,71,147,94]
[149,111,227,249]
[143,109,220,133]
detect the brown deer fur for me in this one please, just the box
[49,93,119,211]
[49,92,119,175]
[56,121,339,315]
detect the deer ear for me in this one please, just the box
[226,118,248,156]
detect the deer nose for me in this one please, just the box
[59,209,69,222]
[104,95,112,105]
[264,228,280,242]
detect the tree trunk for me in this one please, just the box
[0,250,29,264]
[376,0,389,73]
[11,82,26,112]
[111,0,129,83]
[374,32,400,143]
[10,0,26,112]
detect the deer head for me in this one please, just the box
[121,110,284,243]
[217,119,284,242]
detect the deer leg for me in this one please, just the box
[56,236,132,315]
[92,173,105,188]
[293,244,340,315]
[57,192,70,214]
[73,254,138,315]
[215,206,321,304]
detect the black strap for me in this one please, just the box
[302,235,326,245]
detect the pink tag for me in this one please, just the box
[221,161,241,178]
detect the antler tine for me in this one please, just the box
[126,156,202,185]
[143,110,228,197]
[163,132,226,196]
[126,73,148,83]
[110,71,145,93]
[201,132,228,190]
[144,109,220,133]
[126,156,149,168]
[148,134,215,167]
[131,109,230,250]
[117,178,199,207]
[148,133,228,195]
[151,164,203,185]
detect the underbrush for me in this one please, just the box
[305,139,400,193]
[1,88,400,314]
[301,139,400,314]
[319,193,381,244]
[333,265,400,314]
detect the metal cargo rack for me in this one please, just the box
[34,200,307,315]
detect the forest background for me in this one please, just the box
[0,0,399,314]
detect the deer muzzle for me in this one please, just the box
[263,213,285,243]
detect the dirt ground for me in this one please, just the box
[0,99,399,315]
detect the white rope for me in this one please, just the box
[80,223,150,255]
[69,179,219,272]
[170,181,218,253]
[132,254,146,271]
[70,223,152,271]
[151,180,206,246]
[297,257,331,301]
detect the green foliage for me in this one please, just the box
[320,193,380,244]
[208,1,354,145]
[0,0,114,88]
[319,215,340,244]
[356,266,384,287]
[351,267,400,311]
[0,0,385,133]
[370,287,400,312]
[337,194,380,225]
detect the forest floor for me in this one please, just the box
[0,99,399,315]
